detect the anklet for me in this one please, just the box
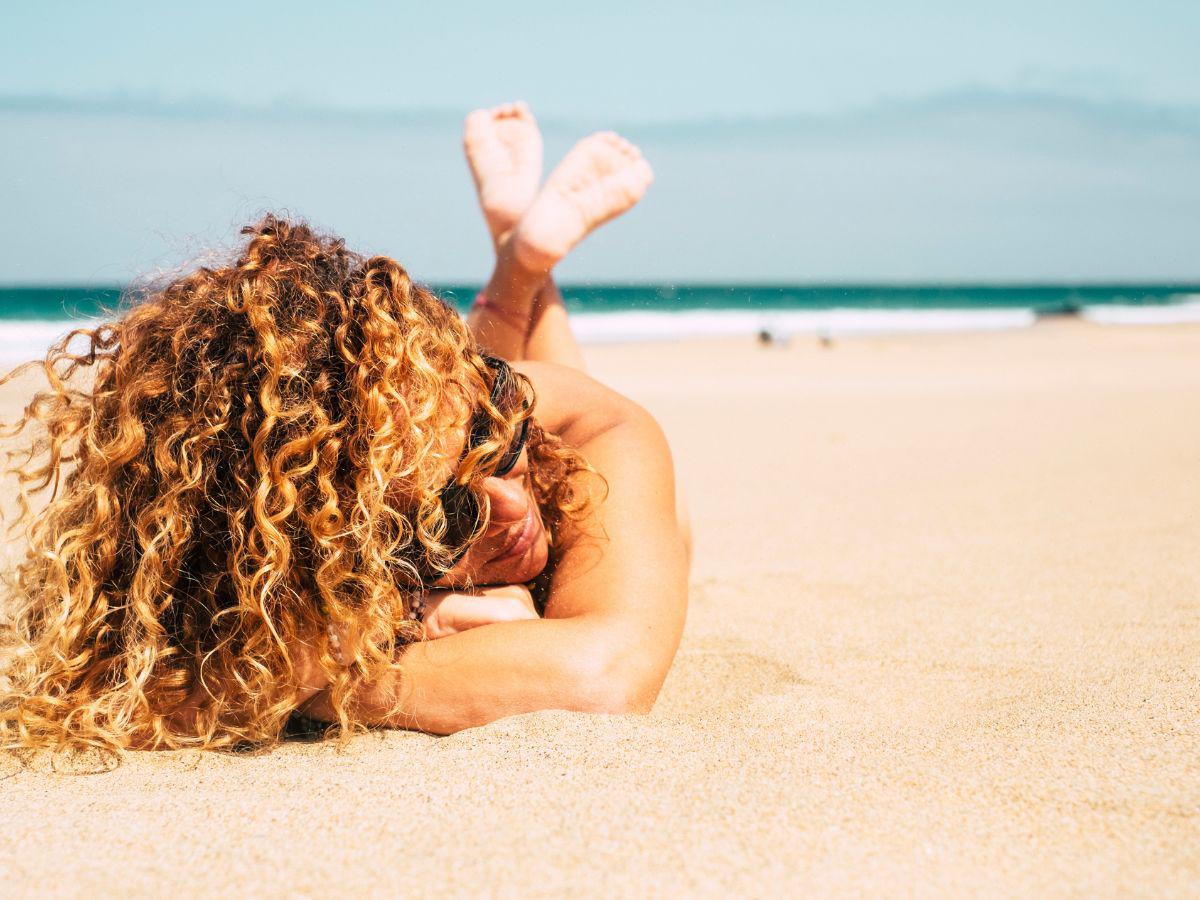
[471,292,528,334]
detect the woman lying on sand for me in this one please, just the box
[0,103,689,751]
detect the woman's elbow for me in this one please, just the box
[568,646,666,716]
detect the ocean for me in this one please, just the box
[1,283,1198,364]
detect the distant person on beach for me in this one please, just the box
[0,103,689,751]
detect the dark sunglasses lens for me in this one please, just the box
[481,357,529,479]
[491,416,529,479]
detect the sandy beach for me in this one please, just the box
[1,319,1197,896]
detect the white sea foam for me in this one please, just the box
[566,308,1037,343]
[0,320,102,367]
[2,302,1197,366]
[1080,297,1200,325]
[0,309,1039,365]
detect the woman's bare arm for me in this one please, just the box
[300,362,687,733]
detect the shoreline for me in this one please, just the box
[2,305,1200,367]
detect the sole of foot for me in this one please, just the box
[510,131,653,273]
[462,101,544,241]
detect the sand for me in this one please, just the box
[0,320,1197,897]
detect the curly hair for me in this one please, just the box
[0,215,596,754]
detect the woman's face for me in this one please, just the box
[434,443,549,588]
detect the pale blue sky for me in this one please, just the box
[2,1,1198,283]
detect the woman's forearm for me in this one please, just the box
[302,614,631,734]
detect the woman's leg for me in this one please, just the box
[462,102,553,362]
[468,123,652,364]
[467,273,585,372]
[463,104,647,372]
[524,279,587,371]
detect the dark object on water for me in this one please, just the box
[1035,301,1083,321]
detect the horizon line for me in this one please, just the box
[3,87,1198,134]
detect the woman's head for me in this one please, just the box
[0,215,589,753]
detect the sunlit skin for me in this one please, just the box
[462,101,543,243]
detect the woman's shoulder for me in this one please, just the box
[514,360,652,447]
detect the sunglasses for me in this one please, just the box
[411,355,531,584]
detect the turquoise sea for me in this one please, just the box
[1,283,1198,361]
[1,283,1197,320]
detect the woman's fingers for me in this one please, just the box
[422,586,538,639]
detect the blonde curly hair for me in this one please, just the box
[0,215,595,754]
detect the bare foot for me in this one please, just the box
[510,132,653,273]
[462,101,544,242]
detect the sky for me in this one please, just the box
[2,0,1198,283]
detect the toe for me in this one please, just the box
[464,108,491,132]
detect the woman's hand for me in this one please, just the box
[317,585,538,660]
[422,584,538,639]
